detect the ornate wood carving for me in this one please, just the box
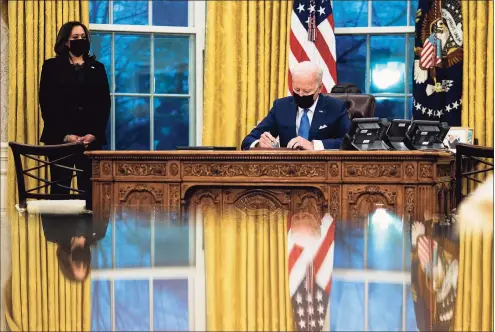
[117,163,166,176]
[344,164,400,178]
[119,184,164,202]
[183,163,325,177]
[420,164,433,178]
[194,189,220,204]
[294,190,325,217]
[405,163,415,177]
[329,186,340,219]
[329,163,339,177]
[92,161,100,177]
[234,192,282,212]
[102,183,112,220]
[169,184,180,220]
[170,163,179,176]
[102,162,112,176]
[405,187,415,217]
[436,163,451,178]
[347,186,397,205]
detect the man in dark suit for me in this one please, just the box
[241,62,350,150]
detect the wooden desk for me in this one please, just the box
[86,150,454,223]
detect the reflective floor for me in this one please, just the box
[6,202,461,331]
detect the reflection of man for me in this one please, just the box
[447,134,460,149]
[241,62,350,150]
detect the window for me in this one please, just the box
[89,0,205,150]
[334,0,417,120]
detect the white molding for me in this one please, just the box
[91,267,197,279]
[332,269,411,284]
[335,26,415,35]
[90,23,200,35]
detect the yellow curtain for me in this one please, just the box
[5,1,90,330]
[203,206,293,331]
[461,0,494,147]
[454,177,494,330]
[202,0,292,147]
[4,209,91,331]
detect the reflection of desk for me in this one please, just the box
[87,150,454,223]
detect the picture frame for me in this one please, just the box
[443,127,474,152]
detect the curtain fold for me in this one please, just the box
[5,1,90,330]
[202,0,292,147]
[461,0,494,147]
[203,205,293,331]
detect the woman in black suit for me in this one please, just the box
[39,22,110,209]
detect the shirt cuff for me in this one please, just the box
[250,140,260,148]
[312,140,324,151]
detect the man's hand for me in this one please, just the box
[66,135,81,143]
[78,134,96,145]
[257,132,276,148]
[287,136,314,150]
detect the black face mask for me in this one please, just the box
[293,91,317,109]
[68,39,90,57]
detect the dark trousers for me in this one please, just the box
[48,147,96,209]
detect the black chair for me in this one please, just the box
[9,142,89,209]
[455,143,494,207]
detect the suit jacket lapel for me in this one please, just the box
[309,95,328,139]
[288,99,298,137]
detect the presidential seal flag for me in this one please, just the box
[288,212,335,331]
[412,0,463,125]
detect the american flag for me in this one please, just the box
[420,34,442,69]
[289,0,337,94]
[417,235,436,274]
[288,213,335,331]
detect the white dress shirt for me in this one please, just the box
[251,96,324,150]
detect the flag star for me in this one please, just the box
[317,6,326,15]
[298,306,305,317]
[305,17,311,25]
[308,305,315,316]
[310,319,317,327]
[299,319,306,329]
[296,293,303,304]
[422,106,427,114]
[446,104,452,112]
[316,290,323,302]
[309,4,316,12]
[452,101,459,109]
[319,318,325,327]
[415,103,422,111]
[427,109,433,116]
[297,3,305,13]
[317,304,325,314]
[436,110,443,117]
[306,293,313,303]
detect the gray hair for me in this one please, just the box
[291,61,323,84]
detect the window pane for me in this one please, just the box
[154,36,190,94]
[333,0,368,27]
[406,285,417,331]
[153,0,188,27]
[336,35,366,92]
[115,96,150,150]
[370,35,406,94]
[91,33,112,91]
[154,98,189,150]
[334,219,364,269]
[92,219,113,269]
[153,280,189,331]
[410,0,419,26]
[92,280,112,331]
[330,281,365,331]
[115,280,150,331]
[372,0,407,26]
[154,212,191,266]
[115,34,150,93]
[367,211,404,270]
[113,0,148,25]
[89,0,109,24]
[374,97,406,120]
[368,283,403,331]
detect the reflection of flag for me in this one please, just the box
[417,235,433,270]
[289,0,337,94]
[288,214,335,331]
[420,35,442,69]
